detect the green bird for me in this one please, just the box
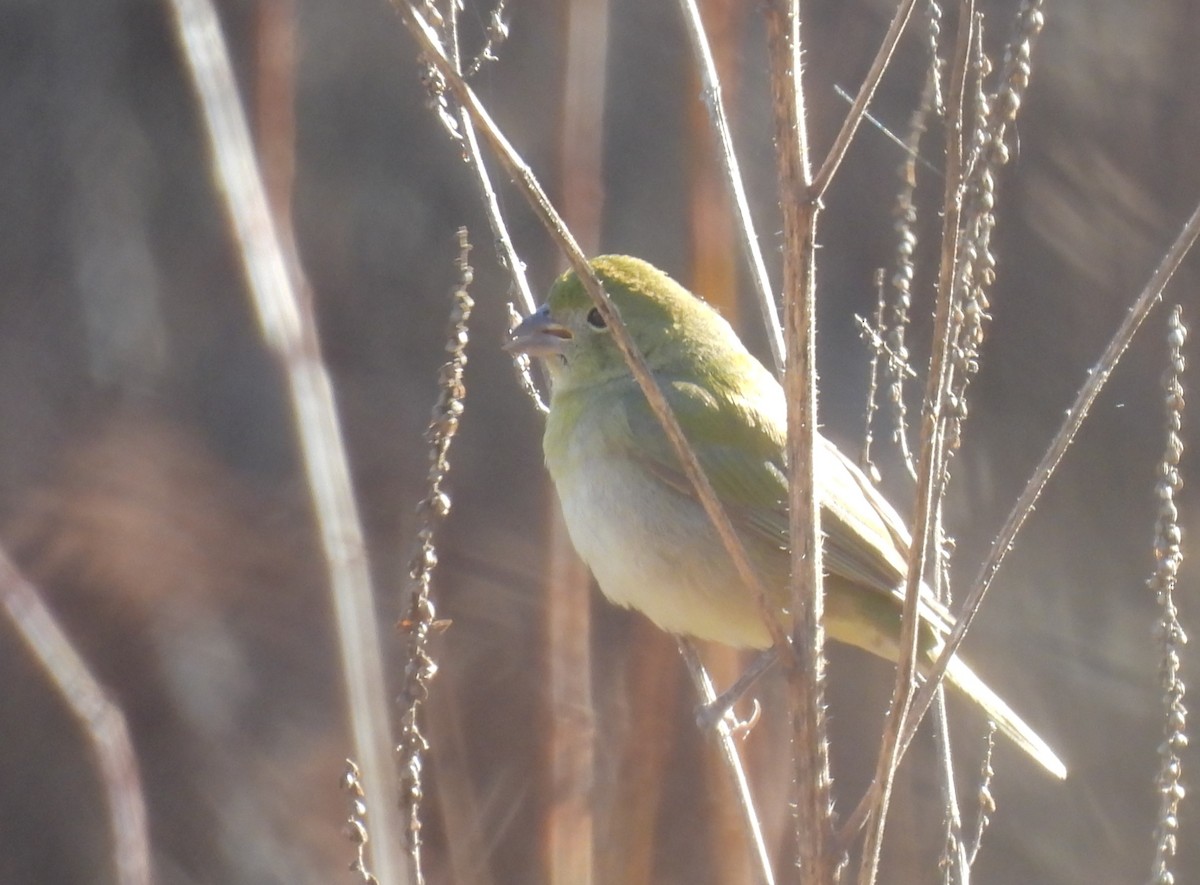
[507,254,1065,779]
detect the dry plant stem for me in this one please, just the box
[860,271,887,475]
[454,70,535,317]
[0,551,150,885]
[812,0,919,201]
[343,760,382,885]
[855,313,918,386]
[857,5,975,881]
[439,2,545,411]
[965,727,996,868]
[933,687,968,885]
[930,508,966,885]
[1149,305,1187,885]
[166,1,407,882]
[675,0,784,373]
[926,0,945,113]
[905,196,1200,764]
[401,2,790,654]
[762,0,837,879]
[837,197,1200,853]
[678,640,776,885]
[401,231,474,883]
[461,0,510,78]
[885,72,938,483]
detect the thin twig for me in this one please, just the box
[906,196,1200,766]
[0,550,151,885]
[435,0,545,412]
[400,230,474,882]
[832,85,941,179]
[675,0,784,373]
[812,0,921,201]
[445,11,534,316]
[762,0,838,879]
[856,314,921,384]
[166,0,407,881]
[858,4,976,882]
[678,640,777,885]
[859,271,888,479]
[1149,305,1188,885]
[964,726,996,868]
[933,675,968,885]
[884,71,939,482]
[342,760,382,885]
[932,505,966,885]
[840,197,1200,853]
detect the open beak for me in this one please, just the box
[504,304,573,357]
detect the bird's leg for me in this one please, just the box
[696,647,779,732]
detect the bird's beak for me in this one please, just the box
[504,304,573,357]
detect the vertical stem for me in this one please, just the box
[253,0,296,226]
[858,3,975,878]
[860,6,987,880]
[0,552,151,885]
[763,0,834,880]
[167,0,407,880]
[682,17,780,870]
[679,640,777,885]
[1149,305,1188,885]
[676,0,784,373]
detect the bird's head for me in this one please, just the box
[505,255,753,394]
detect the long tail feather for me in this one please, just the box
[944,655,1067,780]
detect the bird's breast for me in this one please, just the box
[545,415,777,649]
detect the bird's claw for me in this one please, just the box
[696,696,761,738]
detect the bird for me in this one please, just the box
[505,254,1066,779]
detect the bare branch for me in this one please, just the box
[812,0,920,200]
[675,0,784,373]
[906,195,1200,768]
[884,72,939,482]
[342,760,382,885]
[399,230,474,882]
[0,550,151,885]
[761,0,839,878]
[858,4,976,881]
[166,0,407,880]
[1149,305,1188,885]
[678,640,777,885]
[859,271,888,479]
[432,1,545,411]
[965,726,997,868]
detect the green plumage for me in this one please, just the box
[509,255,1065,779]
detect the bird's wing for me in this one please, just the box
[612,377,911,597]
[611,379,1067,778]
[611,377,787,546]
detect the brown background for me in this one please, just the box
[0,0,1197,882]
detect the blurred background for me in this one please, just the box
[0,0,1197,882]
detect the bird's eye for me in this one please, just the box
[586,307,607,330]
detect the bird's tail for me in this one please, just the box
[943,654,1067,780]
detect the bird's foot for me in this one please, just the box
[694,647,778,735]
[696,697,762,737]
